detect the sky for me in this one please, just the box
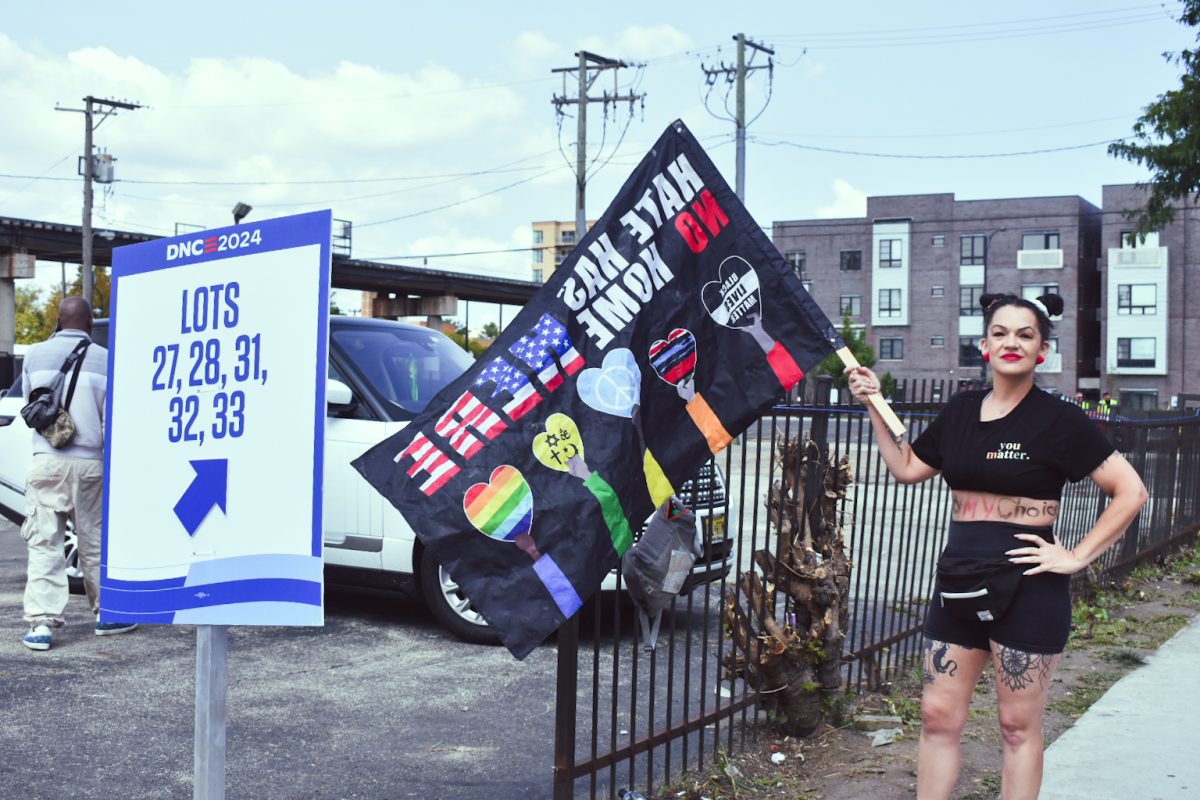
[0,1,1192,324]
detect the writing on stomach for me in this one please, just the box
[951,490,1058,527]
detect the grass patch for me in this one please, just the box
[1098,649,1148,667]
[1137,613,1190,648]
[961,773,1001,799]
[1049,670,1125,717]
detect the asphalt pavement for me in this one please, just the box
[0,519,562,800]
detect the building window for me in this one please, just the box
[531,268,544,283]
[880,338,904,360]
[555,252,567,265]
[560,229,576,245]
[961,235,986,266]
[878,288,902,318]
[1120,389,1159,410]
[1117,337,1156,368]
[1021,283,1059,300]
[533,249,544,264]
[878,239,902,268]
[931,285,945,297]
[959,337,983,367]
[1120,229,1135,248]
[802,280,813,293]
[960,286,983,316]
[532,230,544,244]
[932,235,945,247]
[1021,231,1060,250]
[786,250,806,277]
[840,250,862,271]
[931,336,945,347]
[839,294,861,317]
[1117,284,1157,315]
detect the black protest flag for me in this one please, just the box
[353,120,844,659]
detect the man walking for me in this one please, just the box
[19,296,135,650]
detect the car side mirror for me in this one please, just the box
[327,379,355,408]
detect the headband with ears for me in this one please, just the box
[978,292,1065,317]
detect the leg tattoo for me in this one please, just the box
[995,644,1055,692]
[923,639,959,684]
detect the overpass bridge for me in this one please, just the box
[0,214,540,382]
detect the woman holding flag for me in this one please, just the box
[846,293,1147,800]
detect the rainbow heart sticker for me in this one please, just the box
[463,465,533,542]
[701,255,761,329]
[532,413,584,472]
[649,328,697,387]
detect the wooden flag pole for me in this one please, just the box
[835,347,906,438]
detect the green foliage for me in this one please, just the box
[1108,0,1200,240]
[445,328,490,359]
[880,371,896,399]
[15,285,55,344]
[481,321,500,339]
[813,314,875,389]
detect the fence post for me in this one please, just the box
[552,613,580,800]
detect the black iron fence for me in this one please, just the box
[553,379,1200,798]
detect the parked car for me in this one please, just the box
[0,316,734,643]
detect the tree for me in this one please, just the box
[481,321,500,339]
[811,314,876,390]
[1108,1,1200,241]
[14,285,55,344]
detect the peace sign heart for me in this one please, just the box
[701,255,761,329]
[576,348,640,418]
[532,413,585,472]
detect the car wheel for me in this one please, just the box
[417,546,500,645]
[64,520,84,595]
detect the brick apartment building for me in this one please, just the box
[773,187,1199,411]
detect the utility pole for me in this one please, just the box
[702,34,774,203]
[551,52,644,238]
[56,96,143,310]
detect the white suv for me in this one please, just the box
[0,316,734,643]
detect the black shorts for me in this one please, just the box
[924,520,1071,655]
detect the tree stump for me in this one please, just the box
[724,437,853,737]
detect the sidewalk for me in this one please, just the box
[1040,613,1200,800]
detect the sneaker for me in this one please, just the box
[95,621,138,636]
[22,624,52,651]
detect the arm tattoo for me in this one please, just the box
[995,644,1055,692]
[922,639,959,684]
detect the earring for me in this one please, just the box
[983,352,990,363]
[1036,355,1046,365]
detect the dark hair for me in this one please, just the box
[979,292,1063,341]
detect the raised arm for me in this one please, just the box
[845,365,938,485]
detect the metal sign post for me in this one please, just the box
[194,625,229,800]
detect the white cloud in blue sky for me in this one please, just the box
[0,2,1193,324]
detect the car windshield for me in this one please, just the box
[332,325,473,417]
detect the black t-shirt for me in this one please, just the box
[910,388,1116,501]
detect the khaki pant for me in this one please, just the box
[20,454,103,627]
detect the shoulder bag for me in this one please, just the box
[19,339,90,448]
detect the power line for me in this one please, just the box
[355,167,563,229]
[772,11,1166,50]
[749,136,1123,159]
[769,3,1165,40]
[154,76,556,110]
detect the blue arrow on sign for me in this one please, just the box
[173,459,228,536]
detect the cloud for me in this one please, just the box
[577,24,693,61]
[816,179,867,219]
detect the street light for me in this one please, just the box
[232,202,252,225]
[979,227,1007,381]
